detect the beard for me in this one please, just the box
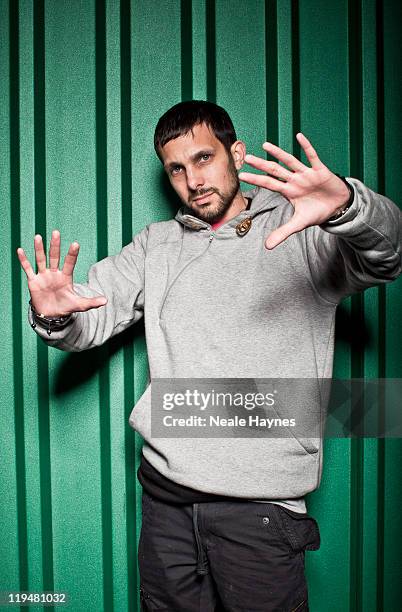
[186,156,240,224]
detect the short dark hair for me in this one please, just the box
[154,100,237,159]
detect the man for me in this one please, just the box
[18,101,401,611]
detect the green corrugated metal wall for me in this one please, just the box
[1,0,401,610]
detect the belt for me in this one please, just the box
[192,503,209,575]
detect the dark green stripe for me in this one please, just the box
[348,0,364,378]
[350,438,364,612]
[264,0,278,145]
[290,0,300,156]
[33,0,46,239]
[348,0,364,184]
[347,1,365,609]
[98,350,113,612]
[33,2,55,607]
[376,0,385,198]
[96,0,108,262]
[180,0,193,100]
[375,1,385,607]
[375,2,387,606]
[9,0,28,601]
[120,1,137,611]
[206,0,216,103]
[376,439,385,611]
[124,343,136,612]
[37,345,52,608]
[95,2,114,611]
[120,0,132,246]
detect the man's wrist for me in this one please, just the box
[29,300,73,336]
[326,175,354,221]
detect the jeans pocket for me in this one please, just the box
[273,505,321,553]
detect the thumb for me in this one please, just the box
[265,216,306,250]
[77,295,108,312]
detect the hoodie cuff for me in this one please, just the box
[319,178,359,228]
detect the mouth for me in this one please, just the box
[191,192,215,205]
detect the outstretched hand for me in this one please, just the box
[238,133,351,249]
[17,230,107,317]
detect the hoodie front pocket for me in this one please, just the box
[293,436,320,455]
[129,384,152,437]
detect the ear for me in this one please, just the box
[230,140,246,170]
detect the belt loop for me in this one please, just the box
[192,503,209,575]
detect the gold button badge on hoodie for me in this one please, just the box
[235,217,252,236]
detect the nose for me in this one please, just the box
[186,167,205,192]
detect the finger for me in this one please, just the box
[62,242,80,277]
[49,229,61,271]
[296,133,322,169]
[265,216,306,250]
[262,142,305,172]
[17,248,35,280]
[244,155,293,181]
[76,295,108,312]
[34,234,47,272]
[238,171,287,193]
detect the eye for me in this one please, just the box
[170,166,182,176]
[200,153,211,162]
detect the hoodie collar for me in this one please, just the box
[175,187,284,231]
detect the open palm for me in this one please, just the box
[17,231,107,317]
[238,133,351,249]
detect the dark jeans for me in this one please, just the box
[138,491,320,611]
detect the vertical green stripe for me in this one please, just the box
[33,0,46,239]
[349,0,364,376]
[99,350,113,612]
[376,0,385,197]
[181,0,193,100]
[191,0,207,100]
[9,0,28,601]
[265,0,278,145]
[206,0,216,102]
[350,439,364,612]
[375,0,386,376]
[375,1,385,607]
[276,0,293,153]
[33,1,55,606]
[348,0,364,182]
[120,2,136,611]
[124,343,136,612]
[360,1,383,608]
[347,2,364,609]
[291,0,300,156]
[124,339,136,612]
[120,0,132,246]
[95,2,113,611]
[377,439,385,611]
[96,0,108,262]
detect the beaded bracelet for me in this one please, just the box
[327,175,355,221]
[29,300,72,336]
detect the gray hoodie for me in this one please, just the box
[29,179,401,508]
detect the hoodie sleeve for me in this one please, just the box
[28,226,148,352]
[302,178,401,304]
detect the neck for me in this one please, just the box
[211,190,247,229]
